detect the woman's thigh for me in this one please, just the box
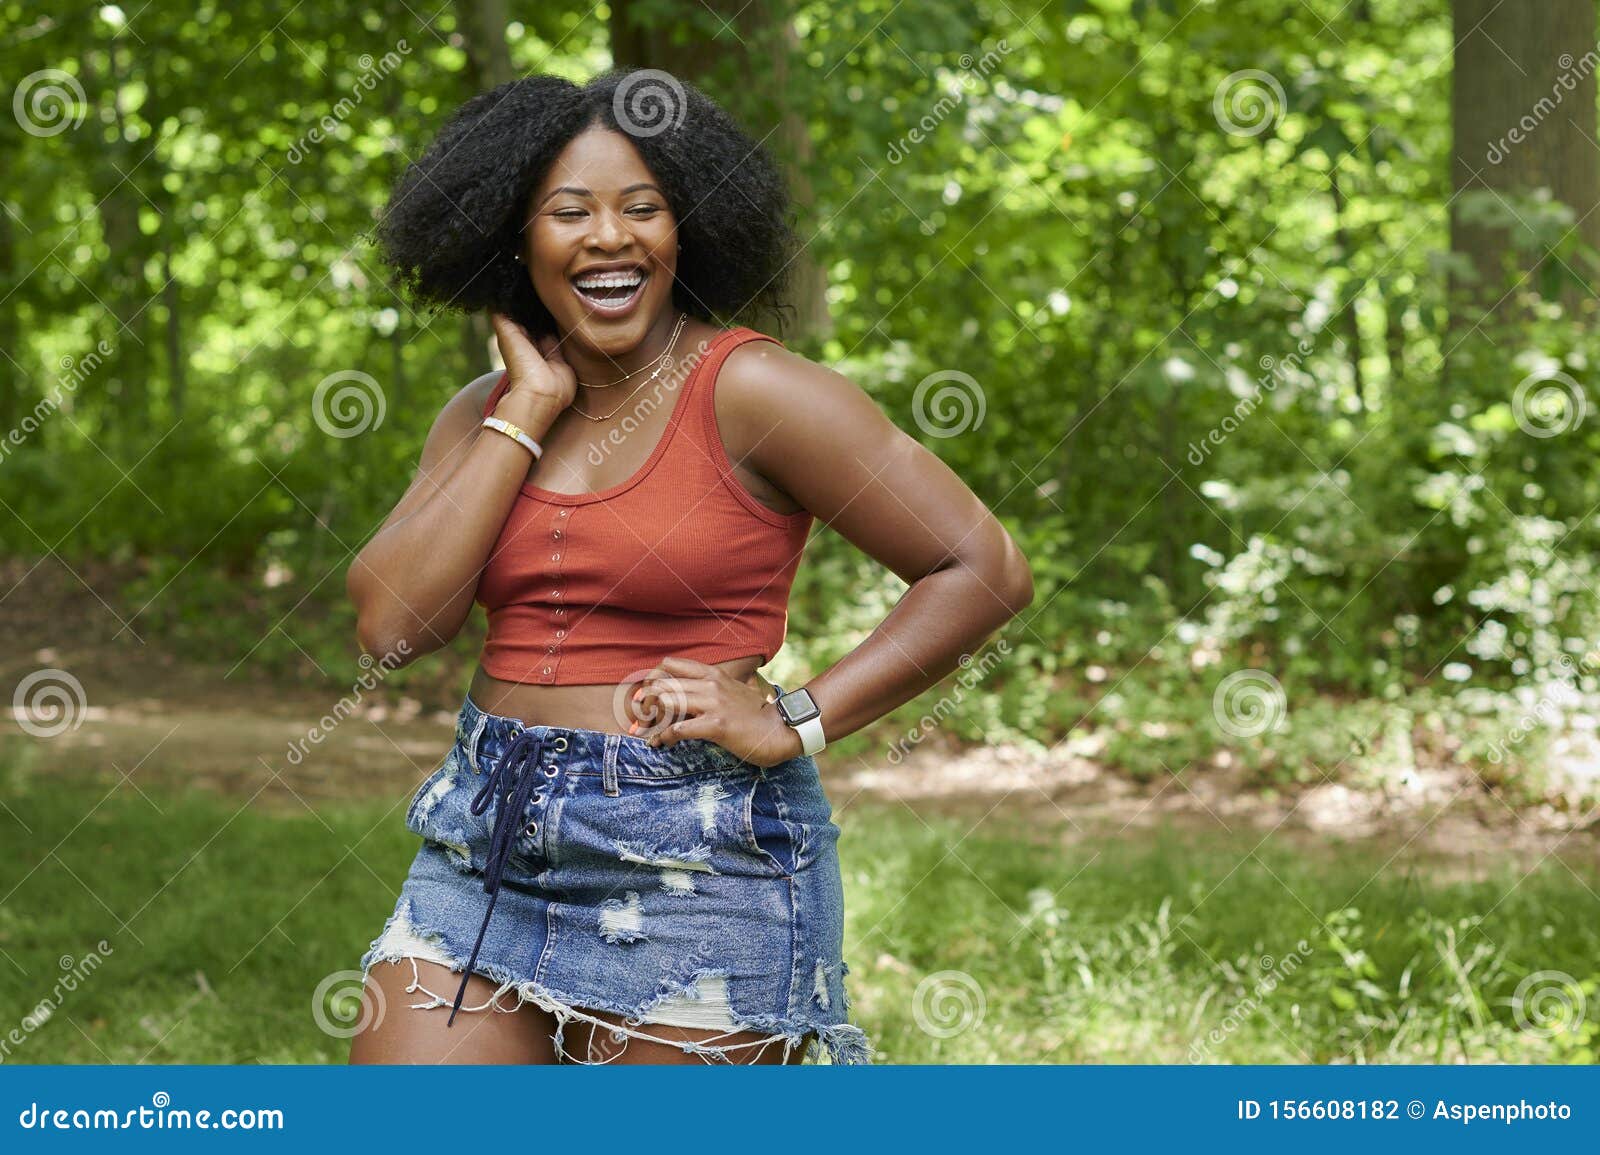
[563,1007,810,1065]
[348,959,561,1065]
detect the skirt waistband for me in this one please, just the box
[453,688,784,780]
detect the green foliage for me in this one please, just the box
[2,0,1598,787]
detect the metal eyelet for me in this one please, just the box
[552,736,569,752]
[543,765,558,778]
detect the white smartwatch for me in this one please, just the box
[774,686,826,756]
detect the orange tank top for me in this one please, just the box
[474,327,813,685]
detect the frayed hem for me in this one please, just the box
[362,953,875,1066]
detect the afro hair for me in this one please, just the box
[375,69,798,338]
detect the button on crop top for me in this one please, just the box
[474,327,814,685]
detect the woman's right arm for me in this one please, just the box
[345,315,575,662]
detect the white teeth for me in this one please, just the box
[574,271,644,290]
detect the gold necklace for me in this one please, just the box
[569,316,693,422]
[573,313,688,390]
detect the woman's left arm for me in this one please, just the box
[641,342,1034,761]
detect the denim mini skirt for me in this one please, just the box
[360,692,872,1065]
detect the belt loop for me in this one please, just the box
[466,711,490,774]
[602,733,621,797]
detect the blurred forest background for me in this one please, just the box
[2,0,1599,1064]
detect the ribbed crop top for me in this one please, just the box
[474,327,814,685]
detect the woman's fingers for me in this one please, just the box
[649,714,721,749]
[492,314,576,408]
[633,675,713,731]
[486,310,537,359]
[635,675,693,719]
[537,333,569,368]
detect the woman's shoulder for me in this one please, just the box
[715,333,861,412]
[711,333,891,461]
[419,369,504,446]
[716,330,812,393]
[461,368,508,417]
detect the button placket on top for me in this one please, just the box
[541,507,572,682]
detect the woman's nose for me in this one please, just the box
[587,209,629,250]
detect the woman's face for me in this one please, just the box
[522,126,680,355]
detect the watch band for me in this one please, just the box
[482,415,544,460]
[792,714,826,756]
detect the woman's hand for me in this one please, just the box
[628,657,803,768]
[492,312,577,412]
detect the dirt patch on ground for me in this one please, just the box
[3,557,1596,878]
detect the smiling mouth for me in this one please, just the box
[571,268,648,316]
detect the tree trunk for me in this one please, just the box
[455,0,513,373]
[161,219,184,422]
[0,206,16,435]
[81,29,152,442]
[1450,0,1599,322]
[610,0,833,341]
[1330,168,1366,414]
[456,0,515,89]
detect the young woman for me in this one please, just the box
[345,69,1034,1065]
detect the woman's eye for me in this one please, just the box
[628,204,661,216]
[553,210,584,220]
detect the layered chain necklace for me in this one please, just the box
[569,313,690,423]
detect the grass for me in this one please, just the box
[0,771,1596,1064]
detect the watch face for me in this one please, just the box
[777,688,819,725]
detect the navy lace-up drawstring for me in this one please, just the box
[448,728,548,1026]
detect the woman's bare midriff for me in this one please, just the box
[468,656,772,733]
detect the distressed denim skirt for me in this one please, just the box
[360,691,872,1065]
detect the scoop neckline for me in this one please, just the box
[518,327,740,506]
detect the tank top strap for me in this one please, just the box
[684,325,784,424]
[482,370,512,418]
[691,326,784,377]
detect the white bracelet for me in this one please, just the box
[481,415,543,461]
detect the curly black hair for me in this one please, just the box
[376,70,797,338]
